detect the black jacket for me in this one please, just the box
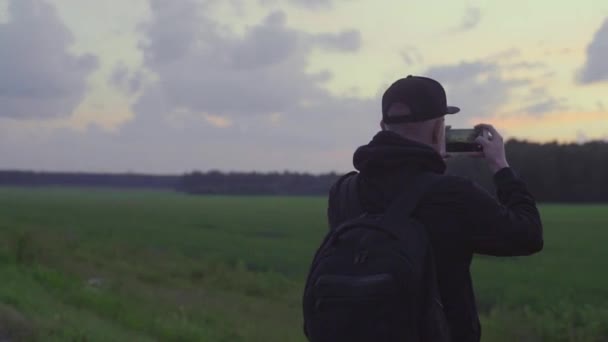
[327,131,544,342]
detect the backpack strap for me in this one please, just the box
[344,172,363,215]
[336,171,364,225]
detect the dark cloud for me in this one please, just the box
[455,6,482,32]
[577,18,608,84]
[110,65,129,88]
[128,72,145,95]
[110,64,144,95]
[136,2,362,119]
[138,0,201,67]
[0,0,98,119]
[227,12,301,69]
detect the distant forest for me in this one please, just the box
[1,139,607,202]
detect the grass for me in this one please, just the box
[0,187,607,341]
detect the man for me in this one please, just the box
[326,75,544,341]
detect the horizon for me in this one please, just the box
[1,0,607,174]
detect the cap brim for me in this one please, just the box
[446,106,460,114]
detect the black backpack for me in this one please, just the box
[302,171,451,342]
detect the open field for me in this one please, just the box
[0,187,607,341]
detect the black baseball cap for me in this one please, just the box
[381,75,460,124]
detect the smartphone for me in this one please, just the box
[445,128,483,153]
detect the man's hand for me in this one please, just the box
[474,124,510,174]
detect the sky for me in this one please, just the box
[0,0,607,174]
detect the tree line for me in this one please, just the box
[446,139,608,203]
[0,171,178,189]
[1,139,607,202]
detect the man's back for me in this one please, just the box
[327,130,543,342]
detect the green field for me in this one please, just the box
[0,187,607,341]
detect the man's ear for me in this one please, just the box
[431,120,439,145]
[380,120,387,131]
[431,119,442,144]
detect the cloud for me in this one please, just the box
[137,0,201,67]
[505,61,547,71]
[26,0,374,174]
[425,53,570,124]
[136,2,363,120]
[0,1,599,174]
[577,18,608,84]
[0,0,98,119]
[288,0,333,9]
[259,0,351,10]
[424,60,534,123]
[455,6,482,32]
[0,77,375,173]
[0,0,373,174]
[312,30,361,52]
[110,64,144,95]
[519,85,570,115]
[426,61,496,83]
[521,97,568,115]
[423,53,566,121]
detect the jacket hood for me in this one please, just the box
[353,131,447,175]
